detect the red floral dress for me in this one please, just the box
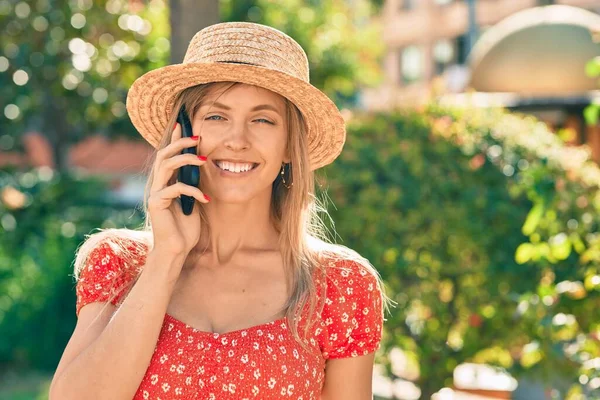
[75,242,384,399]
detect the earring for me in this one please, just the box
[280,162,293,189]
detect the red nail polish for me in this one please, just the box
[191,135,199,140]
[173,122,178,130]
[204,194,211,201]
[198,155,207,161]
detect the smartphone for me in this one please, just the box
[176,105,200,215]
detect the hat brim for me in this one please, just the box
[125,63,346,171]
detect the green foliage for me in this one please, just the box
[0,369,50,400]
[0,166,143,370]
[321,105,600,398]
[0,0,169,167]
[584,56,600,125]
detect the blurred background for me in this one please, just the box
[2,0,600,399]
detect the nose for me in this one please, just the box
[223,121,251,152]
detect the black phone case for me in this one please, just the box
[176,106,200,215]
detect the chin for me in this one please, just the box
[213,194,256,204]
[206,186,271,204]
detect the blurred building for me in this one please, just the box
[0,132,153,206]
[362,0,600,160]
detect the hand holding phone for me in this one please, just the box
[177,105,201,215]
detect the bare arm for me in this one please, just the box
[49,250,185,400]
[321,353,377,400]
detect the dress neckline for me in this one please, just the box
[164,313,288,338]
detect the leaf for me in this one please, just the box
[550,239,572,261]
[516,243,535,264]
[522,203,544,236]
[585,58,600,78]
[584,104,599,126]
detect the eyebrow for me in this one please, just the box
[201,101,282,116]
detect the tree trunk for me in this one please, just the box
[420,385,437,400]
[42,90,70,172]
[169,0,219,64]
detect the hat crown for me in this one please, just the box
[183,22,310,82]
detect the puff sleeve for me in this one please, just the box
[319,259,384,359]
[75,241,143,316]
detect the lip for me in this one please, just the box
[213,159,260,176]
[214,158,258,164]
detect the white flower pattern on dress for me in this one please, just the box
[75,241,383,399]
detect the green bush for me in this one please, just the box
[322,105,600,399]
[0,167,144,371]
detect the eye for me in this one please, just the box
[205,115,274,125]
[255,118,275,125]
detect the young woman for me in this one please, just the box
[50,21,392,400]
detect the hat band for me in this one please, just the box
[220,60,258,67]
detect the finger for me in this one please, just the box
[156,136,200,165]
[157,182,210,205]
[154,154,207,191]
[149,182,207,211]
[151,152,204,193]
[151,122,200,191]
[171,122,181,142]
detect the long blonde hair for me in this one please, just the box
[73,82,393,354]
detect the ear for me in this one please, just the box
[283,148,291,164]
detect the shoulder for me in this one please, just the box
[74,229,151,316]
[322,255,383,315]
[74,228,151,282]
[315,243,382,298]
[312,245,385,359]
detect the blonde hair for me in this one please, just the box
[73,82,393,354]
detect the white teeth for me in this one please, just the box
[216,161,255,173]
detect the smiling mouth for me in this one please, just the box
[214,160,260,174]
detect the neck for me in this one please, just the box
[195,188,280,265]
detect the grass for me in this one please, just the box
[0,369,52,400]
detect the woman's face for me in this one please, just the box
[192,83,289,204]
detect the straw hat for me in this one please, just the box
[126,21,346,171]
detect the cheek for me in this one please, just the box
[197,134,219,155]
[257,130,288,153]
[257,142,288,166]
